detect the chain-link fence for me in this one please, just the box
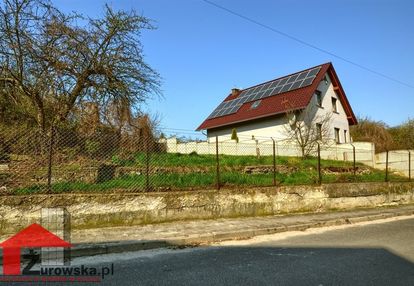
[374,150,413,182]
[0,127,412,195]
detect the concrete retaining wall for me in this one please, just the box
[375,150,413,177]
[0,182,413,236]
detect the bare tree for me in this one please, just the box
[283,106,332,158]
[0,0,160,130]
[100,98,133,133]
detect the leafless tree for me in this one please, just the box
[0,0,160,130]
[283,105,332,158]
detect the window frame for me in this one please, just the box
[315,90,323,107]
[316,123,322,140]
[331,97,338,113]
[334,127,340,144]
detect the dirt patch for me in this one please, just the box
[323,166,371,175]
[243,165,298,174]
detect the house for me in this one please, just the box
[196,62,357,144]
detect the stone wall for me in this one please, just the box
[0,182,413,237]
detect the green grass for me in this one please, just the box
[113,152,365,169]
[13,152,407,194]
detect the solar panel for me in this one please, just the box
[278,77,289,86]
[300,77,314,88]
[269,80,279,89]
[307,68,319,77]
[273,86,283,94]
[253,92,263,101]
[296,72,307,81]
[229,106,238,113]
[251,85,261,94]
[259,82,272,92]
[280,83,292,93]
[289,80,302,90]
[245,94,255,102]
[261,88,274,98]
[287,74,299,84]
[207,66,322,119]
[242,88,253,97]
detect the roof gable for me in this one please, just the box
[196,63,357,130]
[326,65,357,126]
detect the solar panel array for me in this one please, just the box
[207,66,322,119]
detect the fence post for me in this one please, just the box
[47,125,55,193]
[272,138,276,186]
[385,150,389,182]
[351,144,356,177]
[145,136,150,192]
[409,151,411,182]
[317,143,322,185]
[215,136,220,190]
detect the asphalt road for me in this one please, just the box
[3,217,414,285]
[83,217,414,286]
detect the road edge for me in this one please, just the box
[69,207,414,258]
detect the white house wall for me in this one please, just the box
[206,115,288,143]
[308,73,350,143]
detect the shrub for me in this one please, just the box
[231,128,239,143]
[350,117,394,153]
[85,139,100,157]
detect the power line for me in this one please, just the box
[160,127,201,132]
[159,127,205,136]
[201,0,414,89]
[159,127,204,136]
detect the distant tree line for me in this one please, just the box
[350,117,414,153]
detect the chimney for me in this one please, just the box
[231,88,241,97]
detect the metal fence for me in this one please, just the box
[375,150,413,181]
[0,126,412,195]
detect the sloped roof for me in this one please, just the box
[196,62,357,130]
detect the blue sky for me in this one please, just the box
[54,0,413,136]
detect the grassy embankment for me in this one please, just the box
[14,152,405,194]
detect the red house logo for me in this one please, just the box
[0,223,72,275]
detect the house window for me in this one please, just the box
[332,97,338,113]
[323,75,328,85]
[316,123,322,140]
[251,100,261,109]
[334,128,340,143]
[344,130,347,143]
[315,90,322,107]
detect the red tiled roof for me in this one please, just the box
[196,62,357,130]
